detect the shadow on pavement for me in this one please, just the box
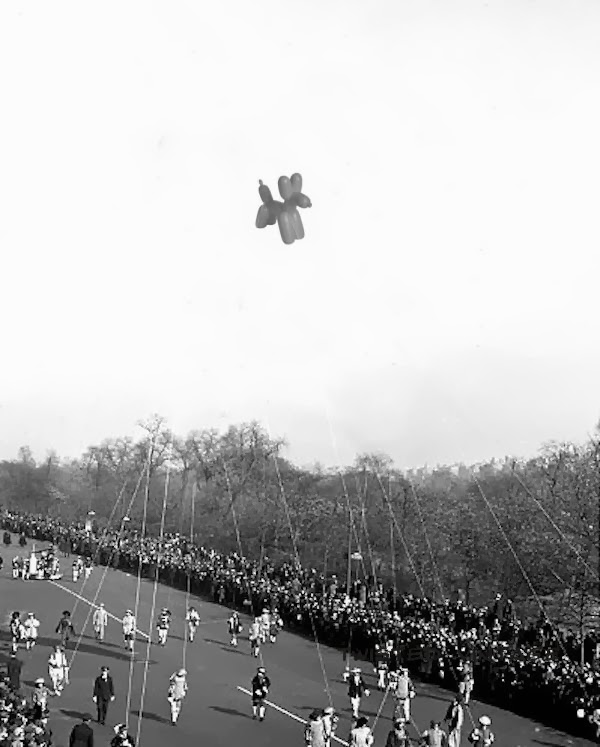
[130,708,171,725]
[209,705,251,719]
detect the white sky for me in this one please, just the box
[1,0,599,470]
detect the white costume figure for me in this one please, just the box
[446,697,465,747]
[93,604,108,641]
[186,606,200,642]
[259,609,270,643]
[48,645,69,695]
[28,552,38,580]
[322,707,339,747]
[23,612,40,651]
[393,668,415,723]
[167,669,188,725]
[123,610,136,652]
[228,612,242,646]
[249,618,261,657]
[457,660,474,705]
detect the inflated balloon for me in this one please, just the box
[255,173,312,245]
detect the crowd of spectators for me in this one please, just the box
[2,509,600,742]
[0,679,53,747]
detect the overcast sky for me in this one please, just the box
[1,0,599,470]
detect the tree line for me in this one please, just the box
[1,415,600,620]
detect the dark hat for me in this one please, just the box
[82,713,93,722]
[356,717,369,728]
[100,666,109,672]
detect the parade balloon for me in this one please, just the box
[255,173,312,245]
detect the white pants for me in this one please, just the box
[448,727,462,747]
[12,569,19,579]
[158,628,168,645]
[377,669,387,688]
[350,697,361,718]
[49,667,68,692]
[230,634,238,646]
[169,698,183,723]
[394,698,410,722]
[85,567,92,579]
[25,636,37,650]
[459,680,473,703]
[187,623,197,642]
[72,570,79,582]
[94,626,105,641]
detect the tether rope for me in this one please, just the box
[264,422,334,710]
[125,440,154,728]
[135,444,172,747]
[182,479,197,671]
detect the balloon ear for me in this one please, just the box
[278,176,294,201]
[290,173,303,193]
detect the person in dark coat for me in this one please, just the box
[92,666,115,725]
[7,652,23,692]
[69,713,94,747]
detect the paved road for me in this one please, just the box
[0,538,592,747]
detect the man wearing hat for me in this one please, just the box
[251,666,271,722]
[167,669,187,726]
[111,722,135,747]
[93,604,108,642]
[348,668,370,721]
[69,713,94,747]
[122,610,136,653]
[468,716,494,746]
[92,666,115,725]
[32,677,50,720]
[56,610,76,648]
[349,716,374,747]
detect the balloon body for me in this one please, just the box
[277,208,296,245]
[287,206,304,240]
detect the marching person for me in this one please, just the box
[259,608,270,644]
[420,720,448,747]
[374,643,390,690]
[305,710,326,747]
[9,611,24,654]
[348,668,370,721]
[393,668,416,723]
[457,659,474,705]
[31,678,50,720]
[269,612,282,644]
[122,609,136,652]
[468,716,494,746]
[167,668,188,726]
[23,611,40,651]
[92,665,115,725]
[349,716,374,747]
[56,610,76,648]
[249,617,261,658]
[111,723,135,747]
[84,556,94,580]
[228,610,242,647]
[93,603,108,642]
[68,713,94,747]
[322,706,339,747]
[157,608,171,646]
[48,644,69,695]
[12,556,21,580]
[72,558,82,583]
[251,666,270,722]
[384,719,411,747]
[185,605,201,642]
[445,695,465,747]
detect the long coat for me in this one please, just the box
[69,722,94,747]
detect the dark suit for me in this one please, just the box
[7,657,22,691]
[69,722,94,747]
[93,675,114,724]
